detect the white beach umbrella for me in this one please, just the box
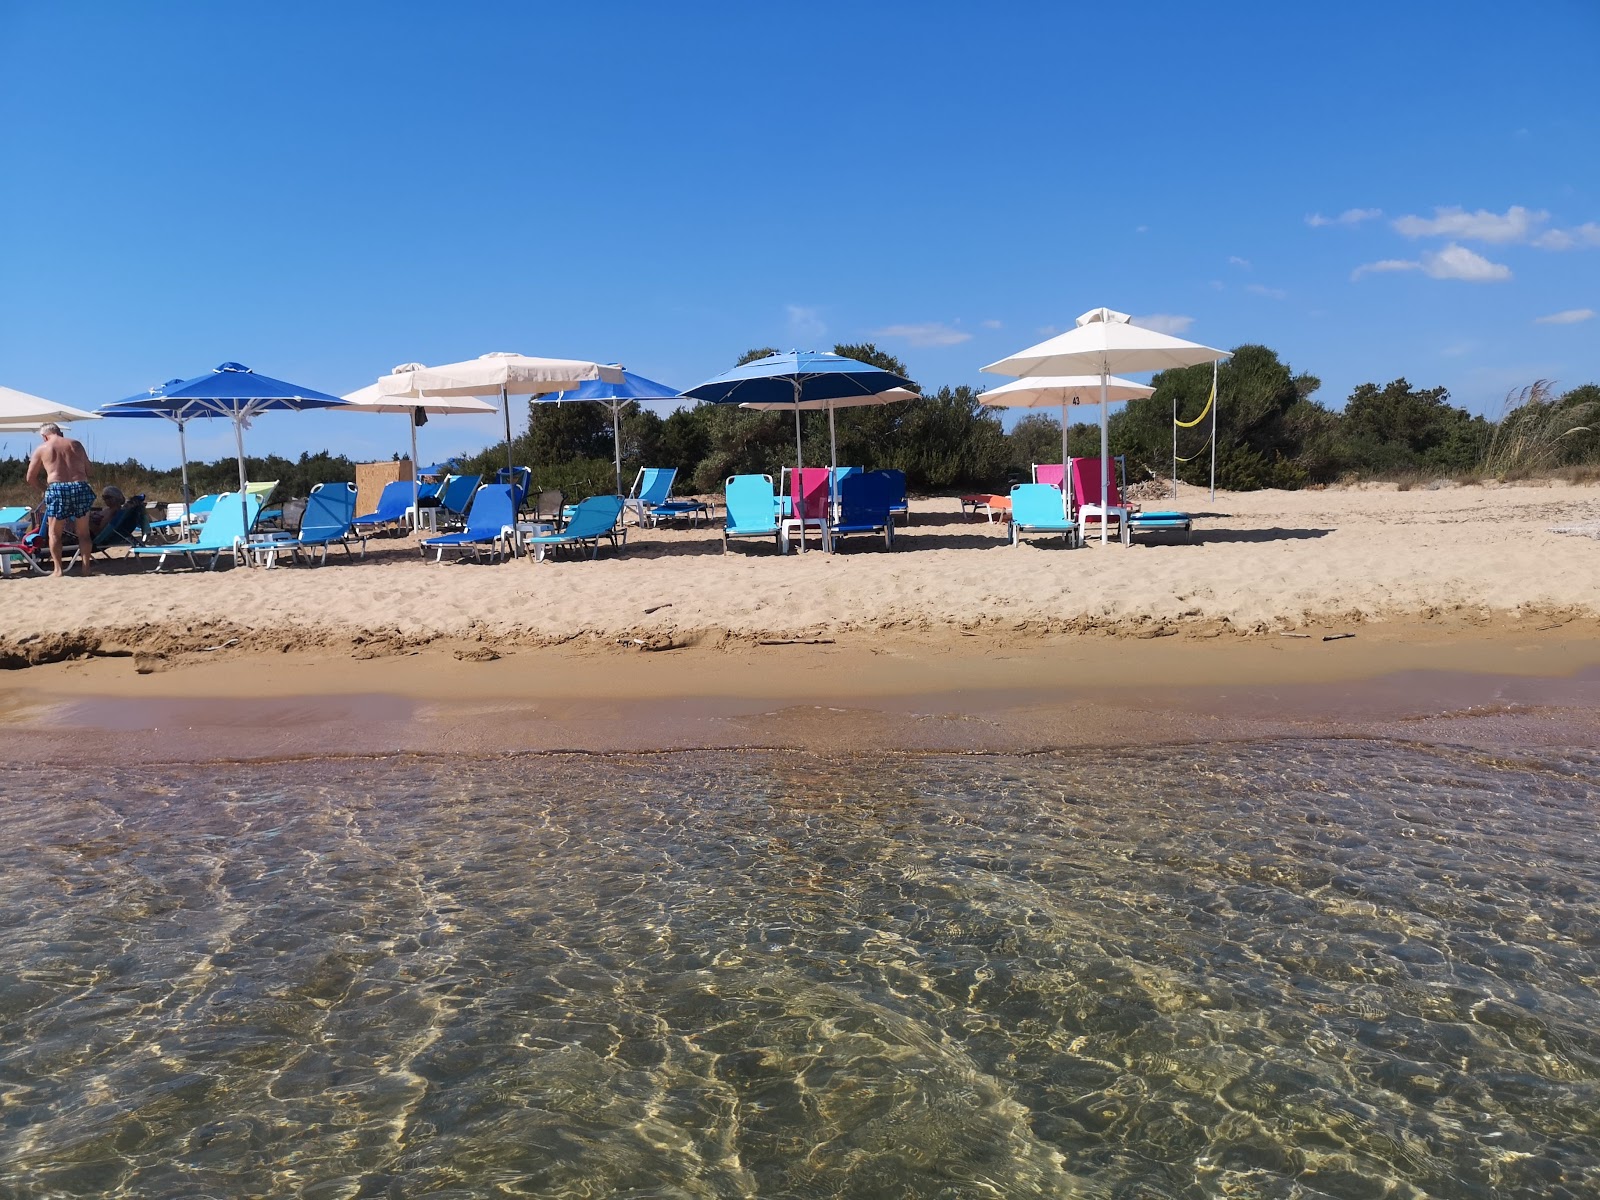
[342,366,499,527]
[378,352,625,479]
[978,375,1154,516]
[0,385,101,426]
[983,308,1229,541]
[738,387,919,473]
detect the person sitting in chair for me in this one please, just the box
[88,486,126,537]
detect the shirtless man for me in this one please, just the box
[26,423,95,577]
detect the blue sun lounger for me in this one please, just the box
[127,492,261,571]
[251,483,368,566]
[1009,483,1078,548]
[830,470,897,550]
[524,494,625,561]
[722,474,782,553]
[436,473,482,528]
[146,491,218,540]
[626,467,711,527]
[422,483,515,562]
[353,479,415,533]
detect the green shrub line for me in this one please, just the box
[2,347,1595,508]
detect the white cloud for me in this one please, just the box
[873,322,972,347]
[1245,283,1287,300]
[1533,222,1600,251]
[1135,225,1149,234]
[1534,308,1596,325]
[1351,244,1511,283]
[1228,255,1252,269]
[980,318,1003,330]
[1421,243,1511,281]
[1393,205,1545,243]
[1351,258,1421,281]
[1307,208,1383,227]
[785,304,825,343]
[1132,313,1195,334]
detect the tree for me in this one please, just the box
[1338,378,1489,474]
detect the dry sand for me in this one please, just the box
[3,480,1599,761]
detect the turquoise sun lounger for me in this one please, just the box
[127,492,261,571]
[524,494,625,561]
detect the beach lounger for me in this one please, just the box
[0,539,45,577]
[64,494,150,566]
[784,467,832,553]
[626,467,711,527]
[353,479,414,534]
[522,494,626,561]
[881,468,909,527]
[1032,463,1065,490]
[436,473,482,529]
[496,466,532,511]
[1009,483,1078,548]
[251,482,368,566]
[146,491,219,540]
[831,470,897,550]
[0,506,33,534]
[1069,457,1189,546]
[421,483,515,563]
[126,492,261,571]
[722,474,782,553]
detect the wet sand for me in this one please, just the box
[7,621,1599,764]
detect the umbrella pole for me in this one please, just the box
[502,385,513,481]
[613,401,623,496]
[1099,373,1110,544]
[1209,358,1219,502]
[233,415,251,536]
[1171,392,1178,502]
[1060,400,1070,520]
[176,417,191,505]
[409,413,420,531]
[793,380,806,553]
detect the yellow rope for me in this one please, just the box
[1174,446,1208,463]
[1174,376,1215,428]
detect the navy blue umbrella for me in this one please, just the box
[538,368,680,495]
[102,362,345,531]
[683,351,915,472]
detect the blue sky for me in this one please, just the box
[2,0,1597,468]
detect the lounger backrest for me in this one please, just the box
[839,471,895,523]
[95,496,148,547]
[198,493,262,548]
[417,480,444,501]
[302,482,357,539]
[1069,458,1122,509]
[462,484,515,536]
[440,474,481,515]
[725,474,777,530]
[634,467,676,505]
[361,479,413,522]
[245,480,279,504]
[791,467,831,522]
[1033,463,1065,489]
[830,466,862,501]
[1011,483,1070,526]
[564,494,625,538]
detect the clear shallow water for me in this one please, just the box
[1,741,1597,1199]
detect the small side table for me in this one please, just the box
[410,505,440,534]
[245,532,296,568]
[512,521,554,560]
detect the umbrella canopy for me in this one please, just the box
[536,368,681,496]
[105,362,346,533]
[978,375,1155,519]
[983,309,1229,541]
[97,379,195,501]
[685,351,917,472]
[378,353,625,478]
[1,384,101,426]
[342,367,499,525]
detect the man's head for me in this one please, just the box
[101,486,125,509]
[38,422,62,439]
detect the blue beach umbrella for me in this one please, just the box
[103,362,346,530]
[538,368,681,495]
[684,352,917,475]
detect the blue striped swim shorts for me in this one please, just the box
[44,481,95,521]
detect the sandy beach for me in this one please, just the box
[3,479,1598,760]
